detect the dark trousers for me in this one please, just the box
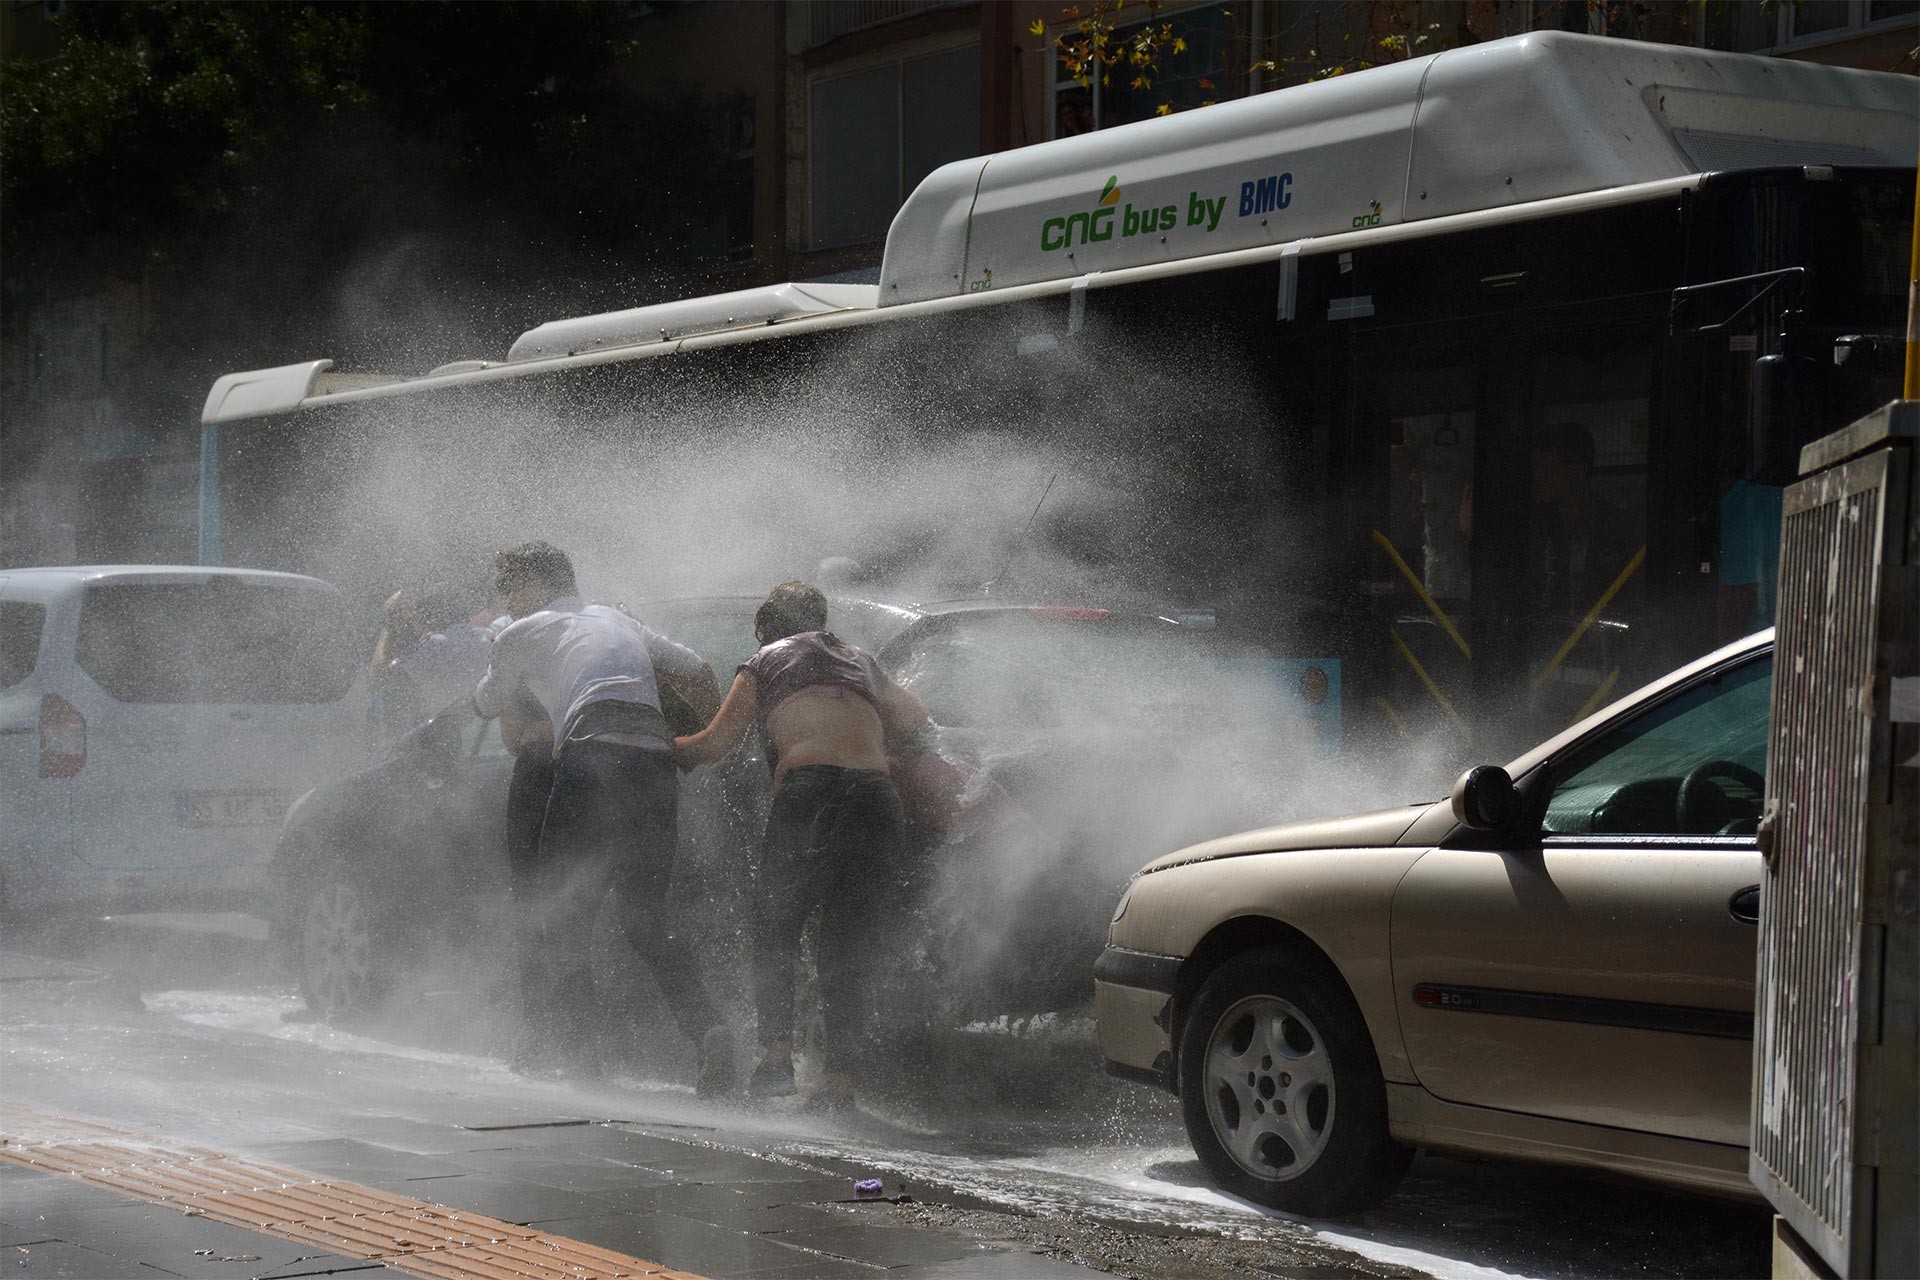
[507,741,717,1051]
[755,765,904,1073]
[505,751,557,1038]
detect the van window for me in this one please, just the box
[75,580,356,704]
[0,602,45,689]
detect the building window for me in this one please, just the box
[1106,2,1236,127]
[1699,0,1919,53]
[1701,0,1778,51]
[1050,1,1237,137]
[686,99,758,267]
[809,42,980,250]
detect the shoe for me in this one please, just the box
[696,1025,735,1098]
[747,1058,797,1098]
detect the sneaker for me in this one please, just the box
[696,1025,735,1098]
[747,1058,797,1098]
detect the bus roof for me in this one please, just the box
[203,30,1916,425]
[881,29,1915,305]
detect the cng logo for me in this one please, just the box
[1352,199,1383,229]
[1041,174,1124,252]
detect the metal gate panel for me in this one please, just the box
[1752,403,1918,1279]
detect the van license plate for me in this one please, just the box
[177,792,289,827]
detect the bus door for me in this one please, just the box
[1359,349,1483,759]
[1505,340,1657,740]
[1355,328,1660,759]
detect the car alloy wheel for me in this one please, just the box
[1201,994,1335,1180]
[1178,945,1411,1216]
[299,878,381,1018]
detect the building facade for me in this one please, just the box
[663,0,1915,285]
[2,0,1913,567]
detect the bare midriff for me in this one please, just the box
[763,685,889,782]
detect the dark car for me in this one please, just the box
[267,595,902,1017]
[269,699,518,1015]
[269,595,1336,1031]
[872,602,1341,1021]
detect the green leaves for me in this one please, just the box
[1,1,691,284]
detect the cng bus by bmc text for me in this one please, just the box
[199,31,1918,759]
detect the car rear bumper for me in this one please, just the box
[4,854,267,916]
[1093,945,1181,1093]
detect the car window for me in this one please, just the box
[641,601,760,678]
[1543,655,1772,837]
[884,613,1245,730]
[0,602,45,689]
[75,580,356,704]
[643,599,905,681]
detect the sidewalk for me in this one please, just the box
[1,947,1110,1277]
[0,1100,1105,1279]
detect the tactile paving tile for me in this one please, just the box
[0,1101,703,1279]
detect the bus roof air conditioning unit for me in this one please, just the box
[880,31,1918,307]
[1753,400,1918,1278]
[505,282,878,363]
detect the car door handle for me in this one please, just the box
[1729,885,1760,925]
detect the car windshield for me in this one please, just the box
[642,597,902,679]
[640,599,761,677]
[885,611,1254,730]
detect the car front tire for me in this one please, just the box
[1179,944,1411,1217]
[294,871,393,1018]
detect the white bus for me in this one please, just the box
[198,31,1917,757]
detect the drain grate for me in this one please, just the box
[0,1101,708,1279]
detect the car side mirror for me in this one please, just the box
[1451,765,1517,831]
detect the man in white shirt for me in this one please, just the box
[474,541,730,1090]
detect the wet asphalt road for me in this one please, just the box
[0,914,1773,1280]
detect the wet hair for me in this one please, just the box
[414,585,468,632]
[495,541,576,596]
[755,580,828,645]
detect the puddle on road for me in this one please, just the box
[144,988,522,1082]
[781,1133,1529,1280]
[128,985,1761,1280]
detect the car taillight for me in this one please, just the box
[39,693,86,778]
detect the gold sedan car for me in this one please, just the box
[1096,630,1771,1216]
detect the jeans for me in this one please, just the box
[510,740,718,1052]
[754,765,904,1073]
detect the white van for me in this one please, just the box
[0,567,363,918]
